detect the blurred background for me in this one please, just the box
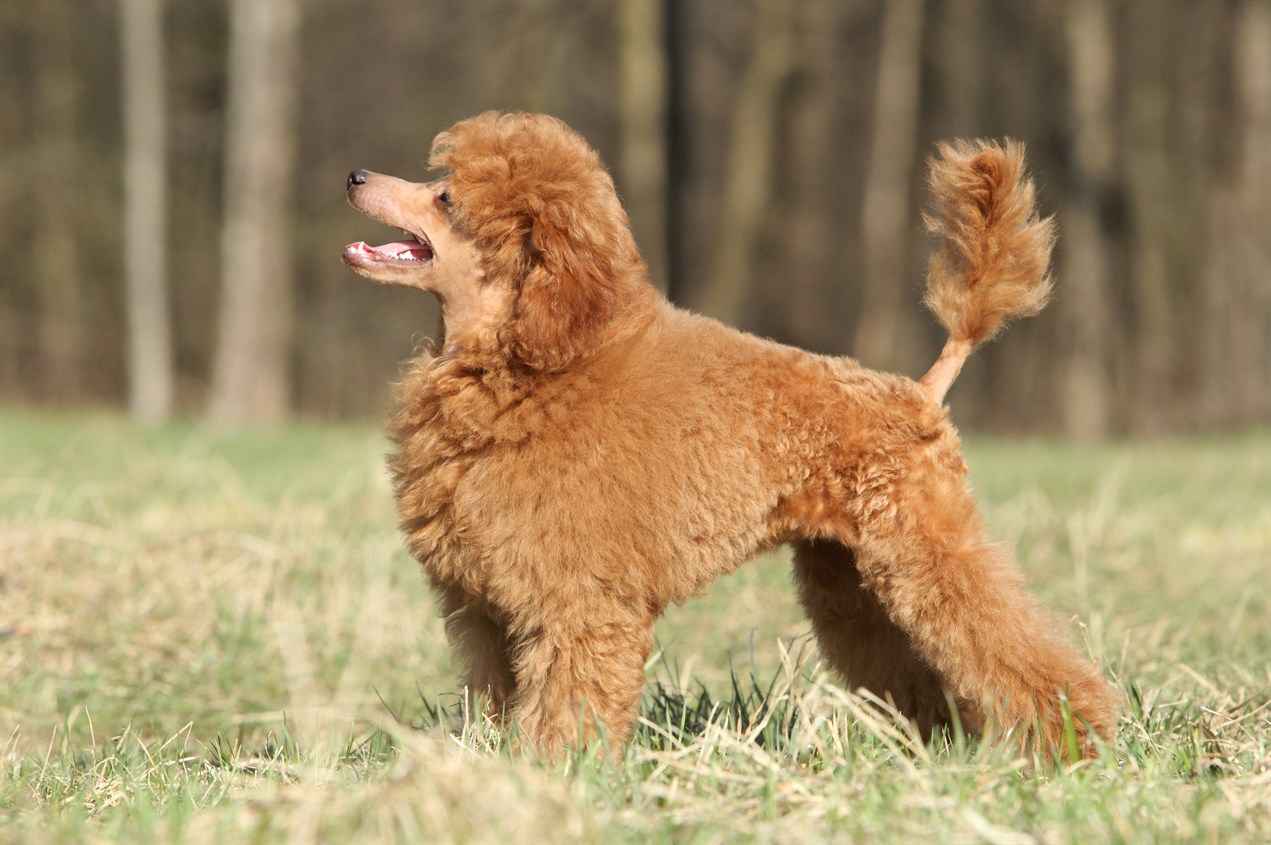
[1,0,1267,435]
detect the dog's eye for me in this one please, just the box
[438,190,451,205]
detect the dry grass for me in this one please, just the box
[1,409,1268,843]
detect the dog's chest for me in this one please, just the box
[385,359,539,594]
[388,423,478,591]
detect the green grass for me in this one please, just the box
[1,408,1268,843]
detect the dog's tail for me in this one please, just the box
[917,140,1055,404]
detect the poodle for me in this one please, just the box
[342,112,1120,759]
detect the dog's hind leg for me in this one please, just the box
[842,452,1120,756]
[792,539,976,739]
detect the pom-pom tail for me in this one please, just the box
[919,140,1055,403]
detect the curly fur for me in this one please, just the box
[346,112,1120,760]
[430,113,647,371]
[923,139,1055,347]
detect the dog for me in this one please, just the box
[343,111,1120,759]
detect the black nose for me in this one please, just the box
[347,169,368,190]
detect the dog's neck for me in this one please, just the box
[434,282,513,359]
[435,279,663,370]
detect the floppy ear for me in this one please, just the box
[431,112,645,371]
[507,217,622,372]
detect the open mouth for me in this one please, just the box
[343,230,434,267]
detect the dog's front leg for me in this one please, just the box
[434,583,517,723]
[507,606,654,758]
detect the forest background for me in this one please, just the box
[2,0,1268,436]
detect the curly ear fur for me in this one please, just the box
[430,112,646,371]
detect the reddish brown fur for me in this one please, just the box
[344,112,1119,760]
[922,140,1055,348]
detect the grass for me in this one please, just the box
[1,407,1268,843]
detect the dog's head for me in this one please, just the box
[345,112,646,371]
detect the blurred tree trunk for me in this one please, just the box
[933,0,981,137]
[662,0,688,303]
[776,0,846,349]
[1123,1,1174,433]
[853,0,924,372]
[208,0,301,424]
[33,0,84,402]
[928,0,986,410]
[695,0,795,323]
[121,0,174,422]
[493,0,566,113]
[1232,0,1271,424]
[619,0,668,289]
[1058,0,1113,437]
[1206,0,1271,425]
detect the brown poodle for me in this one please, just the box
[343,112,1120,759]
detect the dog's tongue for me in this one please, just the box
[345,240,431,260]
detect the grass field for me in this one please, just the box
[1,408,1268,843]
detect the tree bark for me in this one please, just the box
[853,0,925,372]
[121,0,174,422]
[619,0,668,290]
[929,0,987,414]
[1209,0,1271,425]
[775,0,846,350]
[694,0,796,324]
[208,0,301,424]
[1058,0,1114,437]
[1123,0,1175,433]
[662,0,689,304]
[33,0,85,402]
